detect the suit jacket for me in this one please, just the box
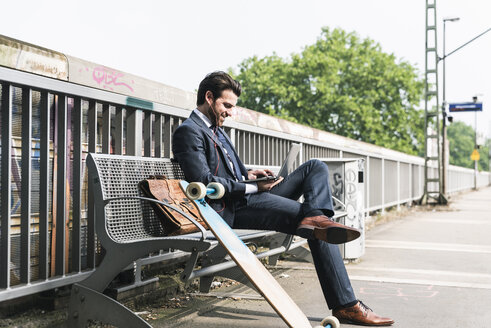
[172,111,249,226]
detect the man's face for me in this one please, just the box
[208,89,238,127]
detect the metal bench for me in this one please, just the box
[67,153,305,327]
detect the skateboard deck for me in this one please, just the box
[180,180,312,328]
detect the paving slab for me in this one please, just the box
[148,187,491,328]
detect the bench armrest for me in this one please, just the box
[103,196,207,241]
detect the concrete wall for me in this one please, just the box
[0,34,424,165]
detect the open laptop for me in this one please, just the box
[277,142,301,177]
[242,143,301,182]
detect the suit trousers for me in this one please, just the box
[232,159,356,309]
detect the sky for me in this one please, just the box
[1,0,490,139]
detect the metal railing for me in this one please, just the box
[0,64,489,303]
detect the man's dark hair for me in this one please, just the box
[196,71,242,106]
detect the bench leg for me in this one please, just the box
[67,283,152,328]
[198,245,229,292]
[199,276,214,293]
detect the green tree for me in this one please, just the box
[447,121,489,171]
[230,27,425,155]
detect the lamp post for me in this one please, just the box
[439,23,491,196]
[441,16,460,197]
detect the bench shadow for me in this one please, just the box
[197,305,324,324]
[198,304,280,321]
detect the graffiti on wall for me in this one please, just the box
[345,168,361,224]
[78,66,135,92]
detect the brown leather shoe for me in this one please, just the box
[295,215,361,244]
[333,301,394,326]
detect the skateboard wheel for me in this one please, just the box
[207,182,225,199]
[186,182,207,200]
[321,316,340,328]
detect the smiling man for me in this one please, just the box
[172,71,394,326]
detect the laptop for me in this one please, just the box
[242,143,301,182]
[277,143,301,177]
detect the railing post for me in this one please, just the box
[114,106,124,155]
[230,128,236,146]
[298,143,304,168]
[245,132,250,165]
[127,108,143,156]
[55,95,67,276]
[397,161,401,210]
[102,103,111,154]
[72,97,83,273]
[155,113,163,158]
[87,100,97,269]
[163,115,172,158]
[256,134,259,165]
[39,91,50,280]
[420,164,423,197]
[1,84,13,288]
[144,111,152,157]
[409,163,413,202]
[366,156,370,216]
[381,158,385,214]
[20,87,32,283]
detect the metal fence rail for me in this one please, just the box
[0,65,489,303]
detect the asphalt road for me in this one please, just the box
[150,186,491,328]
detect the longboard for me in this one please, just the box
[180,180,313,328]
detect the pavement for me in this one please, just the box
[145,186,491,328]
[2,187,490,327]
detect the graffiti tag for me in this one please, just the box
[88,66,134,92]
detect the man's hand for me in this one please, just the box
[247,169,282,191]
[257,176,283,191]
[247,169,275,180]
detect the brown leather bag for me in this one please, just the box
[139,176,208,235]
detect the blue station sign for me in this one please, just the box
[449,102,483,112]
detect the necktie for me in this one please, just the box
[211,126,243,181]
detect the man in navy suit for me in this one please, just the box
[172,71,394,326]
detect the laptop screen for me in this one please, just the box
[277,143,301,177]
